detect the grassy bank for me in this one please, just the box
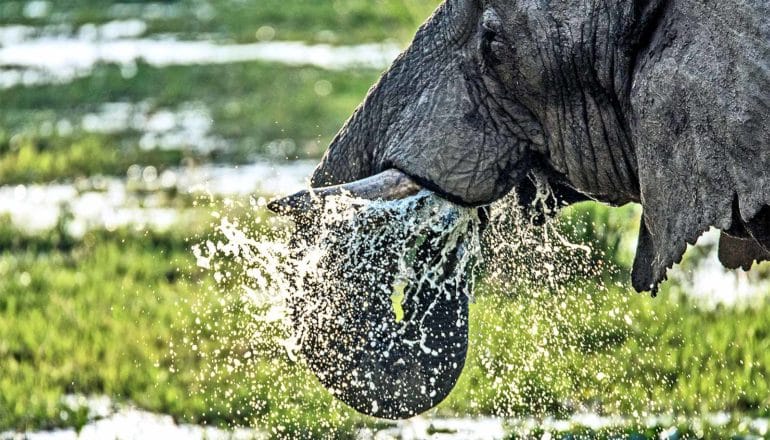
[0,222,211,430]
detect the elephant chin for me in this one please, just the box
[275,185,474,419]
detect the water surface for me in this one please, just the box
[0,21,400,88]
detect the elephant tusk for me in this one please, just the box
[267,169,422,215]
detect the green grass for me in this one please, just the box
[0,223,217,429]
[0,133,189,184]
[0,61,380,184]
[0,0,441,45]
[0,211,378,437]
[1,209,769,437]
[453,283,770,418]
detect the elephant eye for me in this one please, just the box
[479,8,505,64]
[480,30,500,62]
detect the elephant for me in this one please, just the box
[268,0,770,419]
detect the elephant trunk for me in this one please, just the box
[270,183,475,419]
[297,223,471,419]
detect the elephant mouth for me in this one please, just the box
[268,169,479,419]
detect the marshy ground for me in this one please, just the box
[1,1,770,438]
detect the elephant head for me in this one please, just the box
[270,0,770,418]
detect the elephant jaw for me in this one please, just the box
[268,172,473,419]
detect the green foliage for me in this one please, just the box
[0,214,77,253]
[0,132,195,185]
[448,281,770,418]
[0,215,369,436]
[559,202,642,275]
[0,230,200,430]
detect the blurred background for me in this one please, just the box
[1,1,770,438]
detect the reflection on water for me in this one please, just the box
[0,160,315,234]
[6,394,768,439]
[0,20,400,88]
[80,101,224,153]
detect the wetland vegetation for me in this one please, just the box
[1,0,769,438]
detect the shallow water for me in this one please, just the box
[7,394,769,438]
[79,101,224,154]
[0,160,315,234]
[0,395,259,440]
[0,21,400,88]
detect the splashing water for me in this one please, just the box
[290,191,486,417]
[182,189,666,435]
[192,191,484,419]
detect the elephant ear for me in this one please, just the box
[628,0,770,292]
[718,233,770,271]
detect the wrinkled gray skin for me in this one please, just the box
[299,0,769,418]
